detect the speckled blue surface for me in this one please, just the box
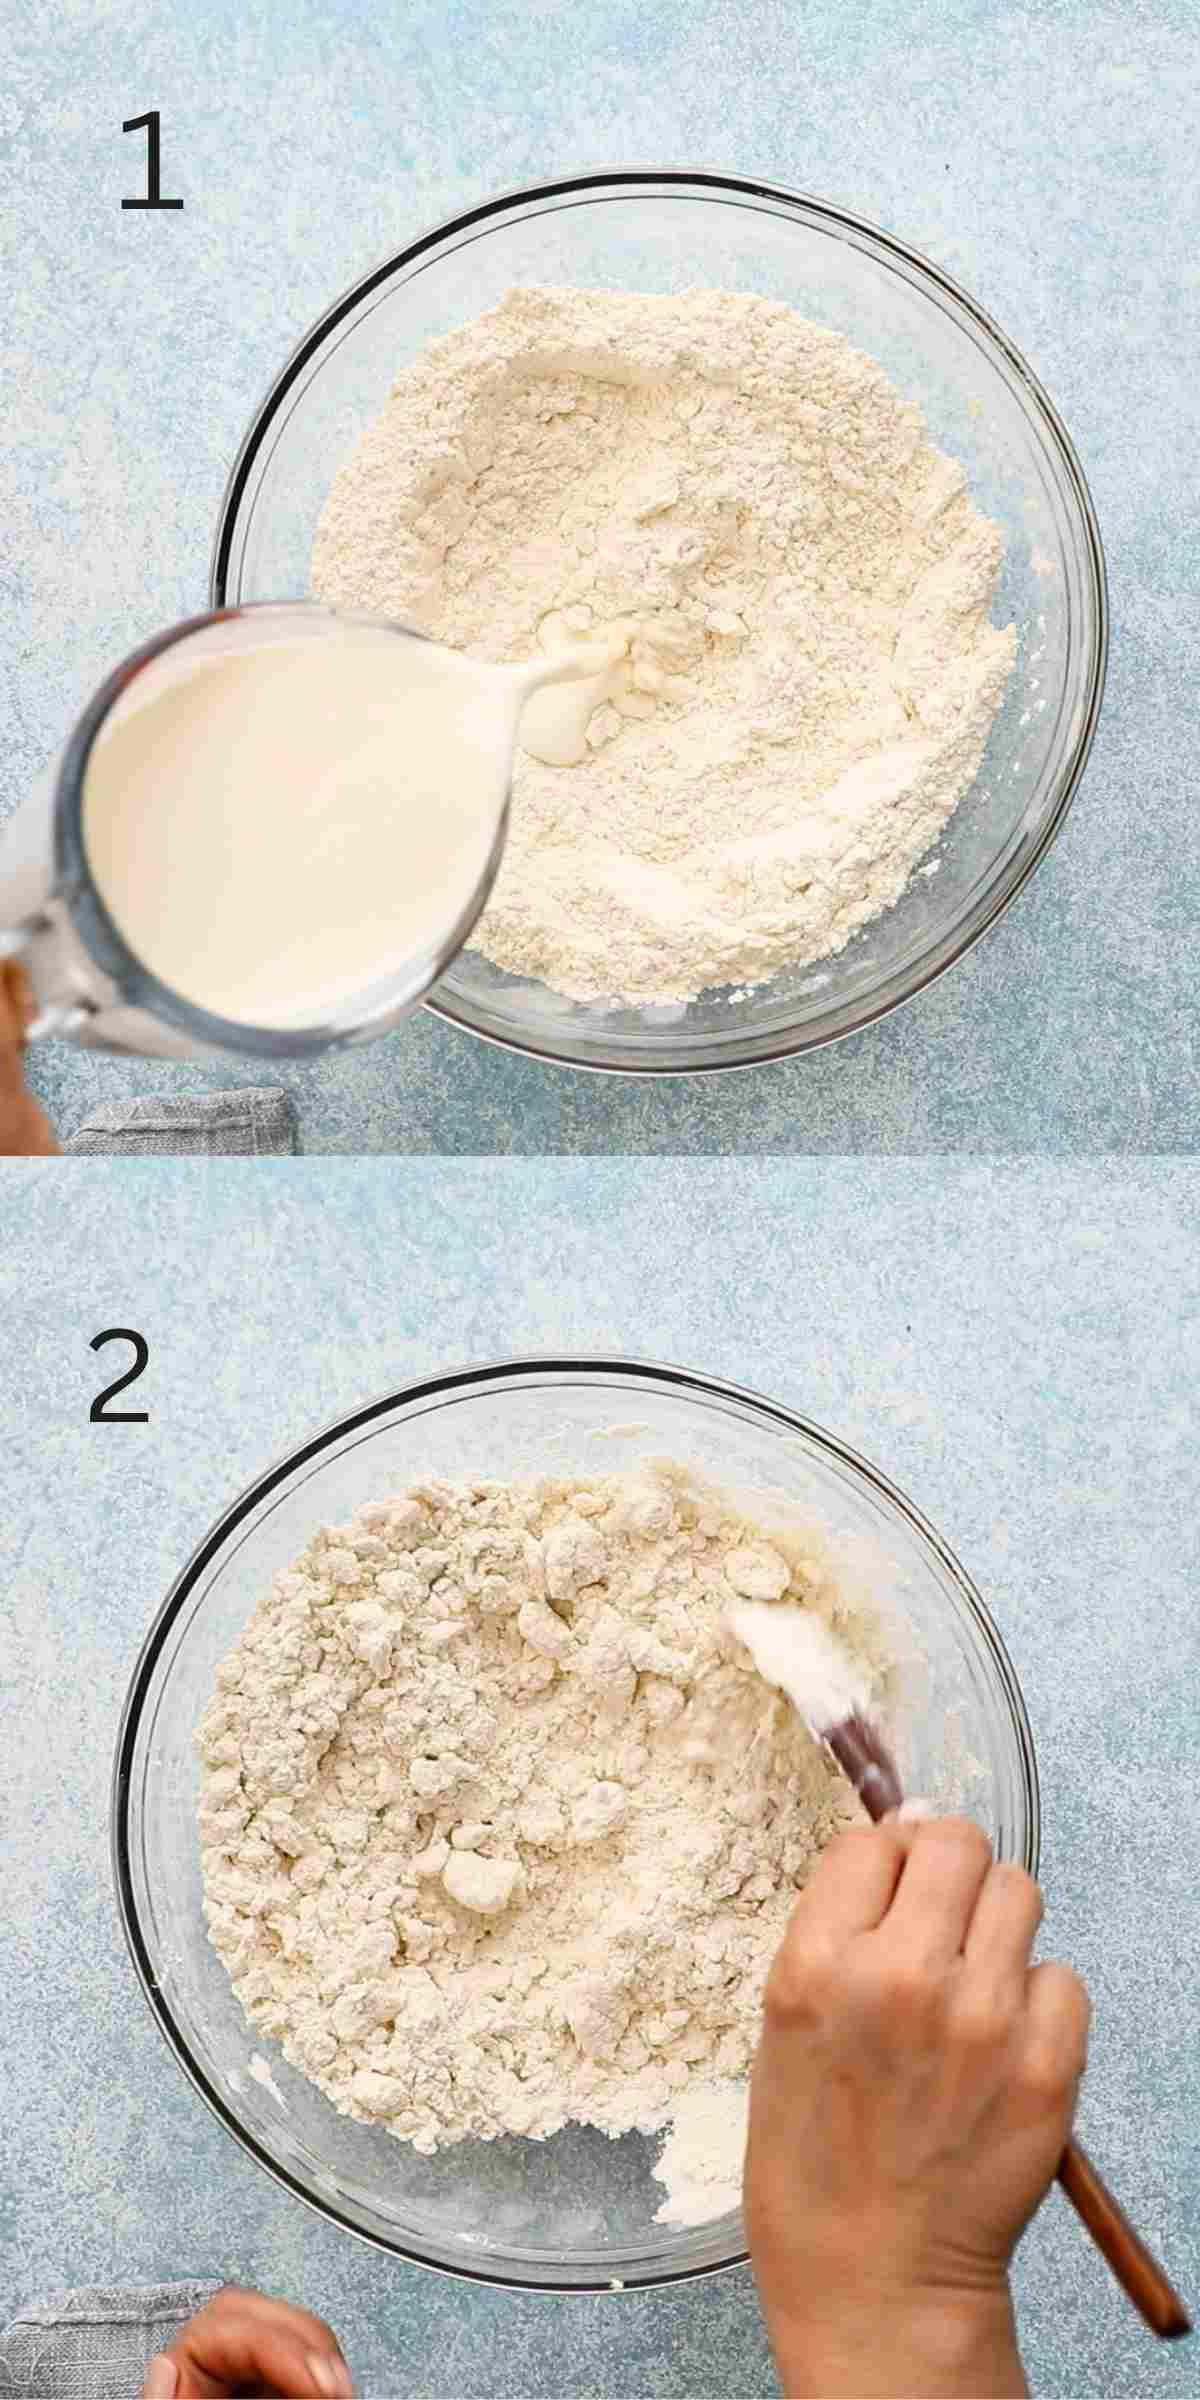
[4,2,1199,1151]
[1,1158,1197,2395]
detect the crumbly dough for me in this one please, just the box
[313,285,1016,1005]
[652,2079,752,2226]
[197,1463,892,2166]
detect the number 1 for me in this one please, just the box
[122,111,184,211]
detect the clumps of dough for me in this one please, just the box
[443,1852,522,1914]
[724,1544,791,1601]
[197,1463,892,2157]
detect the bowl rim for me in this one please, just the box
[111,1350,1042,2293]
[209,165,1108,1076]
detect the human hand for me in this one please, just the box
[0,961,58,1155]
[142,2285,353,2397]
[745,1816,1090,2399]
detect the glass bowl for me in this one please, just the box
[212,171,1106,1075]
[113,1356,1039,2292]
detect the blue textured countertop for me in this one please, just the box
[2,1158,1197,2396]
[5,1,1199,1153]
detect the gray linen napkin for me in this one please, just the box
[0,2281,223,2397]
[64,1089,296,1157]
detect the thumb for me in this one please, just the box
[144,2359,180,2397]
[0,960,35,1047]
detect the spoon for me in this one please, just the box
[729,1599,1191,2342]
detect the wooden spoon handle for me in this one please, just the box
[825,1713,903,1821]
[1057,2138,1191,2339]
[841,1752,1188,2336]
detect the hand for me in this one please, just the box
[143,2286,353,2397]
[745,1816,1090,2400]
[0,961,58,1155]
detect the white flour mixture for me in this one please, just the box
[314,285,1016,1005]
[197,1463,893,2219]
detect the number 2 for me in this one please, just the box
[90,1329,151,1423]
[121,111,184,211]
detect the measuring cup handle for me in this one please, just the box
[24,999,95,1043]
[1,922,96,1041]
[0,918,43,962]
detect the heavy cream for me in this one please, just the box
[81,620,620,1029]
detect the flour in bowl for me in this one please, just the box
[197,1463,893,2207]
[313,285,1016,1005]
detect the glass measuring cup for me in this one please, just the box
[0,603,515,1061]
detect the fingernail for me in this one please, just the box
[305,2353,344,2397]
[144,2359,179,2399]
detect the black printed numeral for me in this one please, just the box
[90,1328,151,1422]
[121,111,184,211]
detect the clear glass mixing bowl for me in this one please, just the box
[212,171,1107,1075]
[113,1357,1039,2292]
